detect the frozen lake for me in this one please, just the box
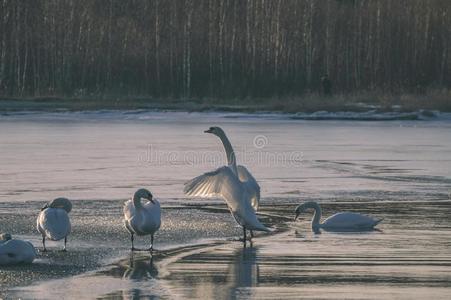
[1,111,451,299]
[1,111,450,204]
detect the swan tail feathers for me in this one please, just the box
[251,224,271,232]
[248,219,271,232]
[258,225,271,232]
[373,218,383,226]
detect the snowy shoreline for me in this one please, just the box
[1,108,450,122]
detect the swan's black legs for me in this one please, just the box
[250,230,254,239]
[42,236,47,252]
[149,234,154,253]
[62,237,67,252]
[131,233,135,251]
[130,233,156,252]
[129,252,135,268]
[242,226,247,244]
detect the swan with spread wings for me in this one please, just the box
[184,127,269,242]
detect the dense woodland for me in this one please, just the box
[0,0,450,99]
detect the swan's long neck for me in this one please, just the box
[306,202,322,229]
[217,132,238,174]
[132,193,143,210]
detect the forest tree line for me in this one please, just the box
[0,0,450,98]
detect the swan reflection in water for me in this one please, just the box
[160,244,261,299]
[200,244,260,299]
[97,245,259,299]
[98,253,162,300]
[228,245,259,290]
[122,253,158,280]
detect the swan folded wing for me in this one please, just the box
[237,165,260,211]
[142,200,162,232]
[123,200,138,234]
[323,212,377,229]
[143,200,161,220]
[38,209,71,241]
[184,166,244,211]
[123,200,135,221]
[0,240,37,265]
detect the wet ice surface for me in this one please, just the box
[0,203,241,295]
[1,111,450,203]
[1,111,451,299]
[10,203,451,299]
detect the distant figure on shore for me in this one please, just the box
[321,74,332,96]
[415,72,428,94]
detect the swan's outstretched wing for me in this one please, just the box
[184,166,244,211]
[185,166,270,232]
[237,165,260,211]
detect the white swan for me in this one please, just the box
[37,197,72,251]
[184,127,268,242]
[0,233,37,265]
[123,188,161,252]
[294,201,382,232]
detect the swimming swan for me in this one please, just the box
[0,233,37,265]
[123,188,161,252]
[184,127,268,242]
[37,197,72,251]
[294,201,382,233]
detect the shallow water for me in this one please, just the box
[11,202,451,299]
[162,203,451,300]
[1,111,451,299]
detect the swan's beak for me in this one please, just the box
[204,128,213,134]
[148,196,155,204]
[294,213,300,221]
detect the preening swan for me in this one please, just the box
[184,127,268,242]
[37,197,72,251]
[124,188,161,252]
[0,233,37,265]
[294,201,382,233]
